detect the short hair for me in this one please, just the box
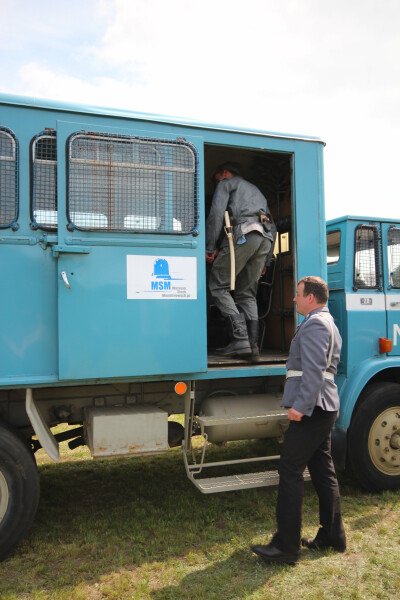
[298,276,329,303]
[213,161,241,178]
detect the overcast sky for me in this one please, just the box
[1,0,399,221]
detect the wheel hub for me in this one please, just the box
[368,407,400,475]
[0,471,10,523]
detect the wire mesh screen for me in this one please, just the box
[0,127,18,228]
[67,133,197,233]
[388,227,400,288]
[31,132,57,229]
[354,225,379,288]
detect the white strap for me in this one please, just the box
[286,369,335,381]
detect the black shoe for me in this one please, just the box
[215,313,251,357]
[301,536,346,553]
[246,320,262,363]
[251,543,298,565]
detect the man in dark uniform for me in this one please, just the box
[206,162,275,361]
[251,276,346,565]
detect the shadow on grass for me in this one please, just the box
[150,548,289,600]
[0,442,394,597]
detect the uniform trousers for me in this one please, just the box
[209,232,271,320]
[271,406,344,556]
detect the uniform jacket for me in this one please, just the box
[206,176,274,252]
[282,306,342,416]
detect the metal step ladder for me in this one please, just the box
[182,385,311,494]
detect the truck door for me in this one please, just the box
[382,222,400,356]
[55,121,206,380]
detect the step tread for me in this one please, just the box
[193,468,310,493]
[196,410,288,426]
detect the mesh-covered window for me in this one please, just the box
[327,230,341,264]
[354,225,380,289]
[388,226,400,288]
[67,133,197,233]
[31,131,57,229]
[0,127,18,228]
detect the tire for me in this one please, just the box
[0,421,40,561]
[348,382,400,491]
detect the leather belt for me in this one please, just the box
[286,369,335,382]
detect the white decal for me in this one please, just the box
[127,255,197,300]
[386,294,400,311]
[346,294,385,311]
[394,324,400,346]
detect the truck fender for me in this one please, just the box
[337,356,400,430]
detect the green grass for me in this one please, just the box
[0,429,399,600]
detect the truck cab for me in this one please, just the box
[327,216,400,490]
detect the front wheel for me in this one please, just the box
[348,382,400,491]
[0,421,40,561]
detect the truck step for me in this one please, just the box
[196,409,288,427]
[192,468,310,494]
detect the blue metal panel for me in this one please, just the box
[55,121,206,379]
[0,242,58,382]
[381,222,400,356]
[294,142,327,283]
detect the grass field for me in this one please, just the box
[0,429,399,600]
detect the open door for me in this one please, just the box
[55,121,206,380]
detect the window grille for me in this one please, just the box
[388,226,400,288]
[31,131,57,229]
[0,127,18,228]
[67,132,197,233]
[354,225,380,289]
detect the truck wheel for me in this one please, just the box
[348,383,400,491]
[0,422,40,561]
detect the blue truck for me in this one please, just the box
[0,93,399,560]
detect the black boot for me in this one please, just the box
[215,313,251,357]
[247,320,262,363]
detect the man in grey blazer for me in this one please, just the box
[251,276,346,565]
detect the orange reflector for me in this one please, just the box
[174,381,187,395]
[379,337,393,353]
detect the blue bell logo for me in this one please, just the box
[153,258,171,280]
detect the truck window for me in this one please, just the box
[327,230,341,264]
[31,131,57,230]
[354,225,379,288]
[0,127,18,228]
[388,226,400,288]
[67,132,197,233]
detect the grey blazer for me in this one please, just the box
[282,306,342,416]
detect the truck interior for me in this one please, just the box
[203,143,295,367]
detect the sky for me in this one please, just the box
[1,0,399,221]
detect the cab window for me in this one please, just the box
[388,226,400,288]
[354,225,380,289]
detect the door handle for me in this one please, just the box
[61,271,71,289]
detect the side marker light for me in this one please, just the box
[379,338,393,353]
[174,381,187,395]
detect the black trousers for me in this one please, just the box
[272,407,345,556]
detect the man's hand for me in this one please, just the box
[206,251,218,264]
[287,407,304,421]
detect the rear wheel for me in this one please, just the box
[0,422,40,561]
[348,383,400,491]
